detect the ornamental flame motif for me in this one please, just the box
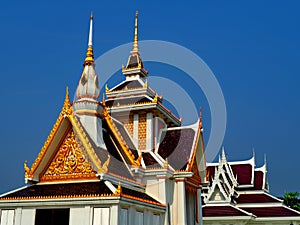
[42,129,95,180]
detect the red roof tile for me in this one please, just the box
[158,128,195,170]
[203,205,250,217]
[0,181,161,204]
[241,206,300,217]
[253,171,264,190]
[231,164,253,185]
[206,166,215,182]
[237,193,281,204]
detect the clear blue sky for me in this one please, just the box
[0,1,299,196]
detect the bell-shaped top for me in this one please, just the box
[76,13,100,100]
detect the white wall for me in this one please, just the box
[20,209,35,225]
[70,206,91,225]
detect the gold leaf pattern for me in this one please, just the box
[41,129,96,181]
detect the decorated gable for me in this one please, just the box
[40,128,96,182]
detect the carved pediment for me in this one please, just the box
[40,129,97,182]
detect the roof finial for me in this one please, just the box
[264,154,267,168]
[84,13,94,66]
[88,12,93,47]
[221,146,227,162]
[132,11,139,53]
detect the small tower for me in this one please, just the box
[105,12,181,152]
[122,11,148,82]
[73,13,106,149]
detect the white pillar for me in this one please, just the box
[154,117,158,147]
[144,210,151,225]
[146,113,153,151]
[157,175,167,204]
[109,205,118,225]
[70,206,91,225]
[197,189,202,225]
[176,179,187,225]
[14,208,22,225]
[133,114,139,148]
[128,207,135,225]
[20,209,35,225]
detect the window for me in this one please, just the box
[35,208,69,225]
[0,210,15,225]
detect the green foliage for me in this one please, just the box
[283,192,300,211]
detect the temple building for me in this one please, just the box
[202,148,300,224]
[0,13,205,225]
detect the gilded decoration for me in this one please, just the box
[104,113,139,166]
[41,129,96,181]
[26,88,73,178]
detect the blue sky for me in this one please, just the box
[0,1,299,196]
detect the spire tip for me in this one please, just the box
[132,11,139,52]
[84,13,94,65]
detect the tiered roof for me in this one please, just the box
[202,149,300,221]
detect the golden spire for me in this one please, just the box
[132,11,139,53]
[84,12,94,66]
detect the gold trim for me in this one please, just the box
[69,115,103,173]
[40,129,97,181]
[25,88,109,181]
[0,193,120,201]
[120,193,165,207]
[105,84,110,93]
[143,80,148,88]
[152,94,158,103]
[115,182,122,195]
[103,110,139,166]
[74,110,103,118]
[163,158,169,169]
[0,192,165,207]
[84,46,94,65]
[132,11,139,52]
[187,123,201,172]
[98,155,110,174]
[28,88,72,177]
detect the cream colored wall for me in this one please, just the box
[69,206,91,225]
[19,208,35,225]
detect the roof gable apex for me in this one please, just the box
[24,88,109,183]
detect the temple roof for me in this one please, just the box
[157,127,196,170]
[202,205,251,217]
[236,193,282,204]
[109,80,144,92]
[23,89,142,185]
[202,150,300,220]
[240,206,300,217]
[0,181,162,206]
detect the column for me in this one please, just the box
[176,179,187,225]
[133,114,139,148]
[146,113,153,151]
